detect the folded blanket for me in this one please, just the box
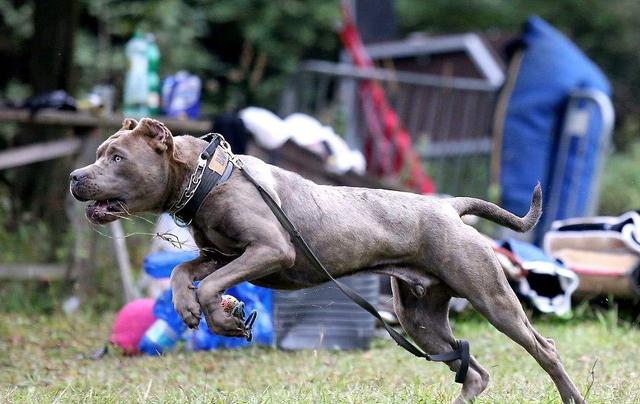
[546,211,640,254]
[544,211,640,298]
[239,107,366,175]
[493,239,578,316]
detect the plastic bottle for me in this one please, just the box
[138,288,187,355]
[123,31,149,117]
[145,34,160,116]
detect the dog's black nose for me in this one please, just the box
[69,169,86,183]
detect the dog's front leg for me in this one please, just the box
[170,256,217,328]
[197,244,295,337]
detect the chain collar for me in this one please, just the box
[168,133,243,227]
[170,152,208,214]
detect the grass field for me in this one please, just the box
[1,311,639,403]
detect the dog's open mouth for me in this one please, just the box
[85,198,127,224]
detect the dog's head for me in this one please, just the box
[69,118,182,225]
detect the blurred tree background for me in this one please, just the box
[0,0,342,114]
[1,0,638,145]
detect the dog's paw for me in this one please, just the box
[198,295,246,338]
[172,293,201,329]
[205,309,247,338]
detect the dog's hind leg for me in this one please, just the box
[446,235,584,403]
[391,277,489,403]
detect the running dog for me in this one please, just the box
[69,118,584,403]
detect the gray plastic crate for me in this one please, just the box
[273,274,379,350]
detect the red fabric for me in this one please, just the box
[110,298,156,355]
[338,4,435,194]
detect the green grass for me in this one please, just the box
[1,312,639,403]
[599,141,640,215]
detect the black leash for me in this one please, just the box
[178,133,470,383]
[238,164,470,384]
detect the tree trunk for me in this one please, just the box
[29,0,79,93]
[12,0,80,259]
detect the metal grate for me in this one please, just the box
[280,60,500,198]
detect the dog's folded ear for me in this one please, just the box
[121,118,139,130]
[135,117,174,153]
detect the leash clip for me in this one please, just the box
[197,156,207,169]
[218,136,244,169]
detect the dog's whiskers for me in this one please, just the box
[116,201,157,226]
[89,222,157,241]
[106,211,133,221]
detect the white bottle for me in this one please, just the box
[123,31,149,117]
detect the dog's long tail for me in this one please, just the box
[447,183,542,232]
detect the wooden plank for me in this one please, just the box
[0,264,66,281]
[0,109,212,134]
[0,137,81,170]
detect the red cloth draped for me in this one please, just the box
[338,4,435,194]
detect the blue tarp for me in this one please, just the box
[500,16,611,241]
[143,250,199,278]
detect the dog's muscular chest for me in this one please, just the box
[191,223,244,259]
[191,222,338,289]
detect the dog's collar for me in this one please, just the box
[169,133,235,226]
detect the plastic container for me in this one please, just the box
[273,274,379,350]
[123,31,149,117]
[161,71,201,119]
[138,318,181,355]
[139,288,187,355]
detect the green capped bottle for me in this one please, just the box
[146,33,161,116]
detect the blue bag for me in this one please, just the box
[142,251,273,351]
[189,282,273,349]
[500,17,611,242]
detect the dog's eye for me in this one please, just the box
[113,155,123,163]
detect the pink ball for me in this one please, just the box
[110,298,156,355]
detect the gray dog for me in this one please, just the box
[69,118,584,403]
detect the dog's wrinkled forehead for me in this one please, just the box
[96,118,172,158]
[96,118,138,157]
